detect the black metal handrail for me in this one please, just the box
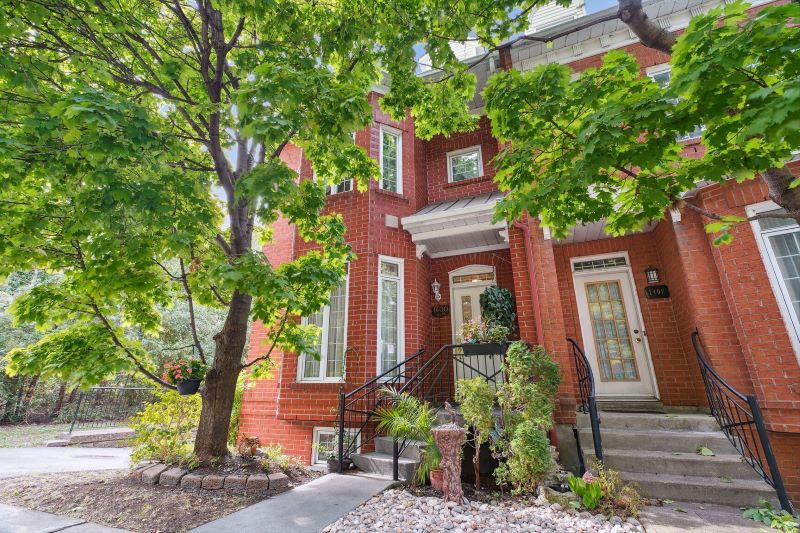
[567,338,603,465]
[337,343,508,480]
[337,347,426,475]
[69,379,155,433]
[691,331,794,514]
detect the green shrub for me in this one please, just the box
[456,377,495,489]
[479,286,516,335]
[493,341,560,493]
[743,499,798,532]
[130,390,200,467]
[591,462,644,517]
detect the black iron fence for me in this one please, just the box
[69,378,156,433]
[691,330,793,514]
[567,338,603,467]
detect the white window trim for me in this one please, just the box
[326,178,354,195]
[646,64,703,141]
[379,125,403,195]
[311,427,361,466]
[377,255,405,377]
[447,145,484,183]
[746,201,800,360]
[570,251,631,277]
[297,271,350,383]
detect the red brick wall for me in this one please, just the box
[553,229,705,407]
[422,116,501,204]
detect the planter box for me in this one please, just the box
[461,342,504,356]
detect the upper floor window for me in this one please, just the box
[448,146,483,183]
[649,66,704,142]
[748,201,800,361]
[298,268,349,382]
[324,133,356,195]
[380,126,402,194]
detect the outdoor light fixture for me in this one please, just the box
[431,279,442,301]
[645,266,660,284]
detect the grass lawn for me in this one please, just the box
[0,423,71,447]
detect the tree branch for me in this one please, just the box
[241,311,289,369]
[179,257,206,364]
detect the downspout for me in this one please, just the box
[512,220,558,447]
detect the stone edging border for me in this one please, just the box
[131,462,290,494]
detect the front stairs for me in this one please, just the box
[351,436,422,481]
[577,411,780,507]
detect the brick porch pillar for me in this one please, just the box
[509,216,576,424]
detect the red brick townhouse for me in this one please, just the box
[240,0,800,508]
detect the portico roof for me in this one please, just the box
[401,192,508,259]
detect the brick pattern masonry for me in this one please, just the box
[130,462,289,495]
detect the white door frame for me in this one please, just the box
[448,264,496,342]
[570,252,660,400]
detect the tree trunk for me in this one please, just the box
[51,382,68,419]
[473,441,481,490]
[193,290,252,461]
[617,0,675,54]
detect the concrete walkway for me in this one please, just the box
[190,473,395,533]
[0,503,128,533]
[0,448,131,479]
[640,500,780,532]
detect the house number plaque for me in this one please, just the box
[432,305,450,317]
[644,285,670,299]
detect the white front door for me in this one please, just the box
[452,285,486,342]
[573,267,657,399]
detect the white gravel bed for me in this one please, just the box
[323,488,644,533]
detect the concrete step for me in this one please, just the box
[621,471,779,508]
[351,452,419,481]
[374,437,426,460]
[578,411,721,432]
[585,448,762,481]
[597,400,665,413]
[578,427,738,455]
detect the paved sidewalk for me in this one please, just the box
[190,473,395,533]
[0,503,128,533]
[640,500,780,532]
[0,448,130,479]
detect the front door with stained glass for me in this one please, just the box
[573,268,657,398]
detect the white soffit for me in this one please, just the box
[557,219,657,245]
[401,192,509,258]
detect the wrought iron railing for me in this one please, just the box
[337,343,508,479]
[69,378,155,433]
[691,330,793,514]
[567,338,603,465]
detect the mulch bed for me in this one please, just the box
[0,467,323,532]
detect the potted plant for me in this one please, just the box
[460,320,510,356]
[375,388,442,488]
[162,358,207,395]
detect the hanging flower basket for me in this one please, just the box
[176,378,202,396]
[162,358,207,395]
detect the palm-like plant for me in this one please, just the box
[374,387,441,485]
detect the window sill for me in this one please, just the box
[444,175,491,189]
[375,188,408,201]
[296,379,345,384]
[326,189,358,198]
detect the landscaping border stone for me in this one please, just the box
[130,461,293,495]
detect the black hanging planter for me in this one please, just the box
[176,379,202,396]
[461,342,504,356]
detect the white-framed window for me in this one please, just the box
[298,268,349,382]
[647,65,704,141]
[379,126,402,194]
[377,255,404,376]
[326,179,353,195]
[447,146,483,183]
[747,201,800,361]
[323,133,356,195]
[311,427,361,465]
